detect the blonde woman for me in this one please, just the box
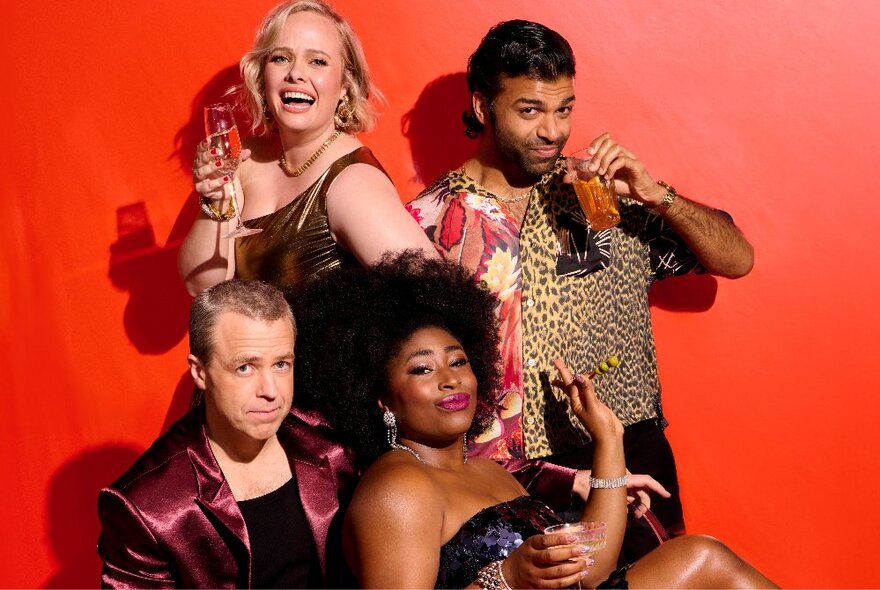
[181,0,435,296]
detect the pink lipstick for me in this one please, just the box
[437,393,471,411]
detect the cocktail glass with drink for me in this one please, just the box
[204,103,261,239]
[566,149,620,231]
[544,521,607,588]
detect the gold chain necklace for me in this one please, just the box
[280,131,342,177]
[460,166,533,203]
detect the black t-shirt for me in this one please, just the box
[237,473,318,588]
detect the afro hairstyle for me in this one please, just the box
[291,250,502,466]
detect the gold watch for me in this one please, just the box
[651,181,678,214]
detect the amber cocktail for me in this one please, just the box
[567,149,620,231]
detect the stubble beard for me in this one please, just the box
[492,124,565,179]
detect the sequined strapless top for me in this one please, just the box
[235,147,387,294]
[435,495,561,588]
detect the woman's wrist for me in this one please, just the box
[475,559,511,590]
[198,194,235,221]
[589,474,628,489]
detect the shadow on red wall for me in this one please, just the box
[41,382,194,587]
[41,445,143,589]
[108,65,247,357]
[109,202,192,354]
[401,72,475,188]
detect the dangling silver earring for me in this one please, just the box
[383,408,398,447]
[383,408,423,462]
[462,435,469,464]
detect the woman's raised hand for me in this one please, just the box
[553,358,623,443]
[501,531,593,589]
[192,139,251,202]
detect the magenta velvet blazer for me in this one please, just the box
[98,405,355,588]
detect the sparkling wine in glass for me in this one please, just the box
[204,103,261,239]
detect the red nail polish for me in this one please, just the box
[223,176,230,182]
[210,148,218,156]
[215,160,222,167]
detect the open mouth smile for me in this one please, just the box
[281,90,316,106]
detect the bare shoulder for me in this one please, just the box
[348,455,442,521]
[327,160,398,206]
[345,455,448,586]
[323,152,434,261]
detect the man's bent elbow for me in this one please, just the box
[717,243,755,279]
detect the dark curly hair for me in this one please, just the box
[463,19,576,138]
[292,251,502,466]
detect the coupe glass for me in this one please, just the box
[543,521,607,588]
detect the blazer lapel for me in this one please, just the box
[283,408,356,584]
[189,427,252,588]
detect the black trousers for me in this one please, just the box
[545,419,685,564]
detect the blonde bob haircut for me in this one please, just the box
[239,0,380,135]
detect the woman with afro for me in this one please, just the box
[294,250,776,589]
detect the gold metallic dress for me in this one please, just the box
[235,147,387,293]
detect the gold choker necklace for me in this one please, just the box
[460,166,533,203]
[280,131,342,177]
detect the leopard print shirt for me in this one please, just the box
[409,160,700,459]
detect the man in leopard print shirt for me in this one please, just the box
[407,20,753,554]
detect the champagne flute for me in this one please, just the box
[203,103,261,239]
[543,521,607,589]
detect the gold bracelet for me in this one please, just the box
[651,180,678,214]
[198,195,236,221]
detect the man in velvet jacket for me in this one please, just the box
[97,280,354,588]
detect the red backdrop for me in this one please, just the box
[4,1,879,587]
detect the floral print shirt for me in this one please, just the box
[408,162,702,459]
